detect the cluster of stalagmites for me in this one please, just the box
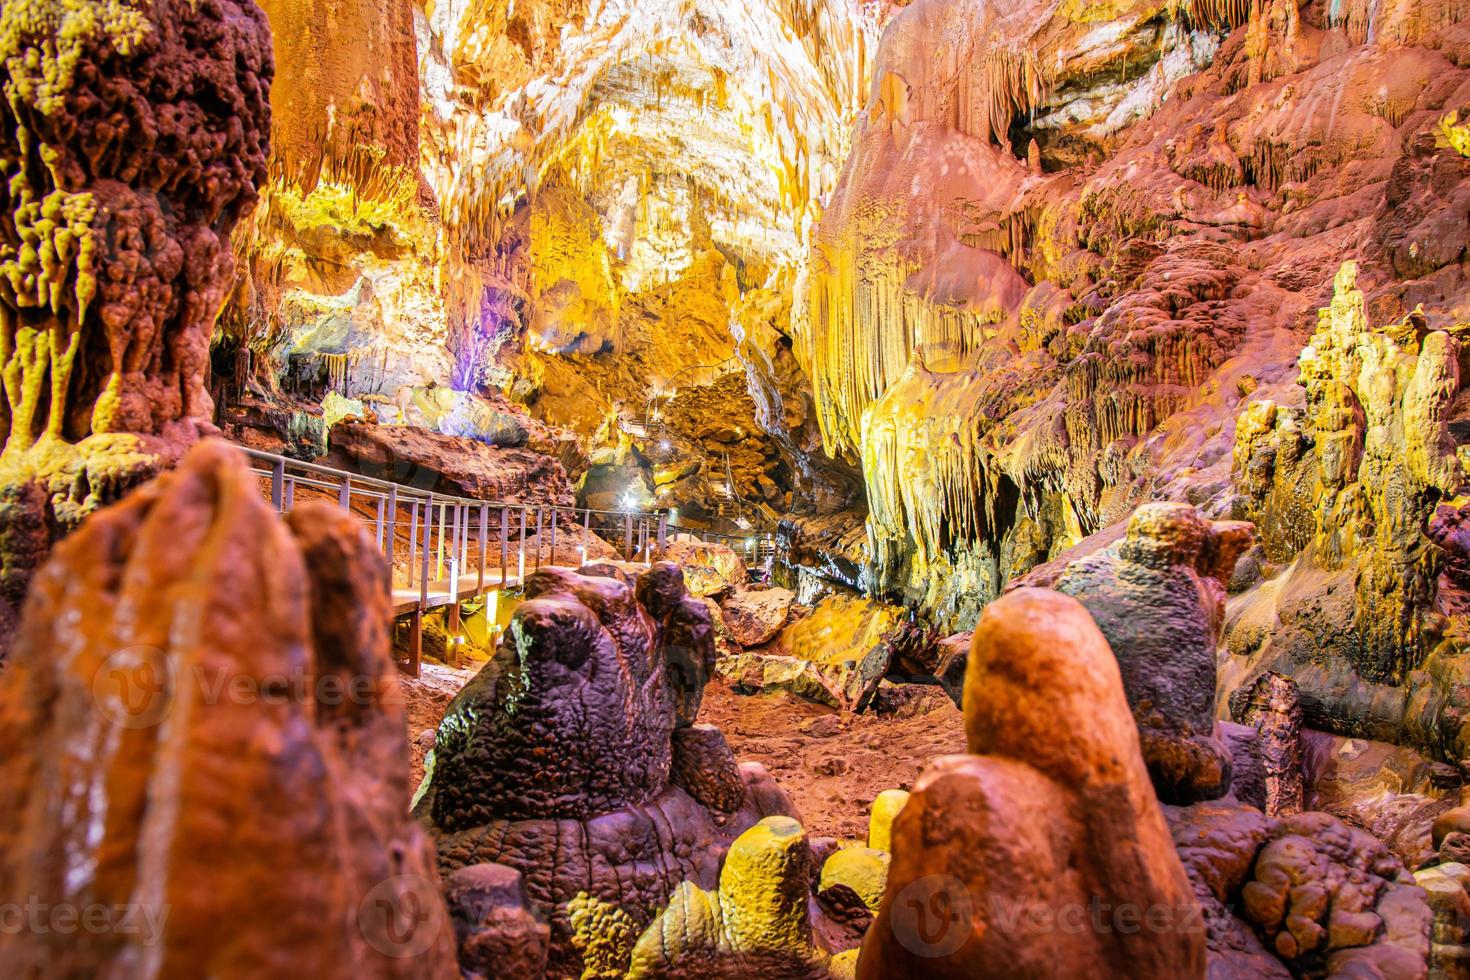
[2,441,1450,979]
[0,442,456,975]
[810,0,1470,638]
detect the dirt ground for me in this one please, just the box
[697,683,966,840]
[399,658,966,840]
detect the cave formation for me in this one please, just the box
[3,0,1470,976]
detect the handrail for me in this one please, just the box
[239,447,782,622]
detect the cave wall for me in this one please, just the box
[803,0,1470,629]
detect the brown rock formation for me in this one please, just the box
[1241,812,1431,975]
[414,563,798,975]
[800,0,1470,634]
[1233,671,1306,817]
[326,417,574,505]
[1046,502,1254,803]
[443,863,550,980]
[0,440,455,975]
[0,0,272,643]
[856,587,1206,978]
[716,594,905,711]
[1223,263,1470,760]
[720,586,796,646]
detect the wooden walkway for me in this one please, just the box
[238,446,777,678]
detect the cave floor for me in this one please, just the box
[402,659,966,841]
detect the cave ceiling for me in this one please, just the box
[419,0,888,274]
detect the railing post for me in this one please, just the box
[534,507,543,572]
[477,503,488,593]
[518,508,527,582]
[338,475,351,510]
[657,512,668,559]
[374,495,386,549]
[501,506,510,587]
[436,502,447,584]
[624,513,633,560]
[386,485,398,574]
[460,503,470,568]
[549,508,558,566]
[271,457,285,512]
[582,509,592,563]
[285,476,295,511]
[407,501,419,588]
[448,502,461,589]
[420,496,433,609]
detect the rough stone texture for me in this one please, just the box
[1169,800,1437,979]
[625,816,834,979]
[0,0,272,647]
[327,417,574,505]
[414,562,798,975]
[1302,730,1458,871]
[670,724,747,815]
[1414,863,1470,980]
[866,790,909,854]
[1218,721,1268,811]
[1047,502,1253,803]
[721,586,796,646]
[443,863,550,980]
[856,588,1206,978]
[715,594,904,711]
[638,560,719,725]
[662,537,749,597]
[0,441,455,975]
[1222,259,1470,762]
[819,848,889,915]
[1241,812,1431,976]
[1233,671,1306,817]
[1166,802,1290,979]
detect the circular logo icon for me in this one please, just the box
[888,874,974,958]
[91,645,174,730]
[357,874,448,959]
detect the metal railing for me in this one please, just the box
[240,447,778,616]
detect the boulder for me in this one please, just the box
[1166,802,1289,979]
[328,417,574,505]
[855,588,1206,978]
[1241,813,1431,975]
[1231,671,1305,817]
[415,563,797,975]
[721,587,795,646]
[716,595,904,711]
[663,537,748,596]
[0,442,456,975]
[443,864,550,980]
[1414,863,1470,980]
